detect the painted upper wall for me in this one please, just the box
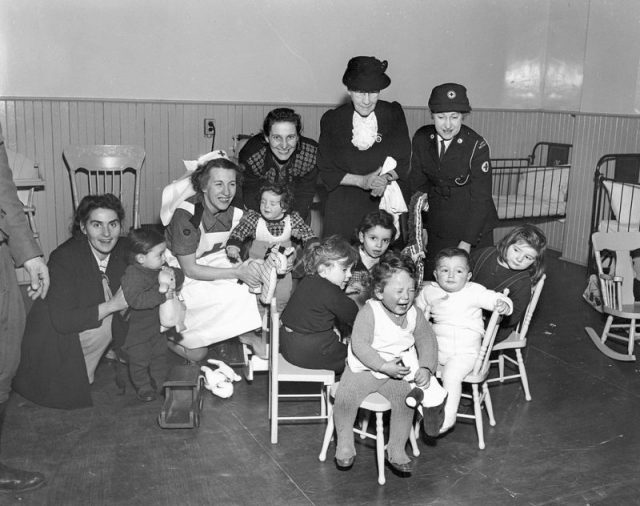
[1,0,639,114]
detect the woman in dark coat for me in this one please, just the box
[410,83,498,278]
[13,194,129,409]
[318,56,411,241]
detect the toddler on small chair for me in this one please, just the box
[332,252,438,473]
[415,247,513,435]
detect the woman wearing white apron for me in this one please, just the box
[162,152,263,362]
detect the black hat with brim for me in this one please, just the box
[342,56,391,92]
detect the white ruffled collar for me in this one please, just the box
[351,111,380,150]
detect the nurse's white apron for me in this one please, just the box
[165,202,261,349]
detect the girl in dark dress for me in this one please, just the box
[345,209,396,307]
[471,224,547,342]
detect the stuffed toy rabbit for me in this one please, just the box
[201,359,242,399]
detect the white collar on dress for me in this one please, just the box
[351,111,379,150]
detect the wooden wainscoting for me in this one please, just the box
[2,97,639,264]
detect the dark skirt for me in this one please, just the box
[280,327,347,374]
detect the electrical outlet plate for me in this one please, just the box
[204,119,215,137]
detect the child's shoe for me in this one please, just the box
[405,387,424,408]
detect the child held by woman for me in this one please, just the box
[121,228,184,402]
[333,252,438,474]
[415,247,513,434]
[280,236,358,374]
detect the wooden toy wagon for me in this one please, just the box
[158,365,204,429]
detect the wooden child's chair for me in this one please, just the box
[268,298,335,444]
[585,231,640,361]
[487,274,546,401]
[318,385,420,486]
[437,296,505,450]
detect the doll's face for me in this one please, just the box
[260,191,285,221]
[375,269,416,316]
[137,242,166,271]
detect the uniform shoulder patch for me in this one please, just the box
[481,161,490,173]
[478,140,487,150]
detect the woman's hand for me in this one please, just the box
[226,245,241,263]
[23,256,50,300]
[379,358,410,379]
[414,367,432,388]
[457,240,471,253]
[361,168,387,197]
[235,260,261,287]
[109,288,129,313]
[99,287,128,320]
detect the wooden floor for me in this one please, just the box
[3,252,640,505]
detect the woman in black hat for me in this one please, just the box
[318,56,411,241]
[409,83,498,278]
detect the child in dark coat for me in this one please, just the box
[121,228,184,402]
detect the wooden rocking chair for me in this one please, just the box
[585,231,640,361]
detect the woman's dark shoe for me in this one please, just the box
[136,389,157,402]
[0,463,46,493]
[335,455,355,469]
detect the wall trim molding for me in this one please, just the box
[2,96,638,119]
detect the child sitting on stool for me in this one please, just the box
[121,228,184,402]
[226,182,318,312]
[415,247,512,434]
[332,252,438,474]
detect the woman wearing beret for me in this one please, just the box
[318,56,411,241]
[409,83,498,278]
[238,108,318,222]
